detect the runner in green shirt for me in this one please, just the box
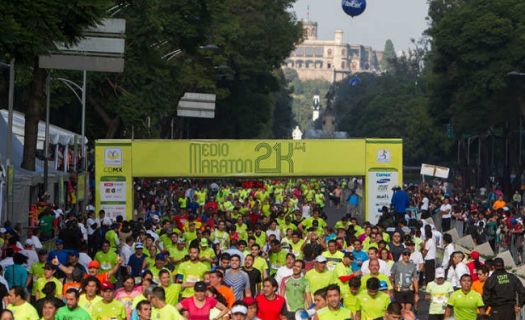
[91,282,127,320]
[305,256,335,298]
[425,268,454,318]
[356,277,391,320]
[94,241,118,274]
[150,287,184,320]
[7,287,39,320]
[56,288,91,320]
[176,247,209,298]
[445,274,485,320]
[316,285,352,320]
[280,260,311,314]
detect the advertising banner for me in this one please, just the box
[95,138,403,221]
[131,140,367,177]
[367,171,399,225]
[95,141,133,219]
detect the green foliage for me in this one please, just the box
[381,39,396,72]
[284,72,331,131]
[71,0,302,140]
[0,0,110,64]
[427,0,525,135]
[334,51,450,165]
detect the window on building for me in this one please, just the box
[327,63,332,69]
[327,49,332,56]
[341,61,345,69]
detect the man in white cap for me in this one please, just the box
[20,239,38,268]
[230,302,248,320]
[425,267,453,320]
[305,255,335,298]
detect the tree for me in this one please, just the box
[0,0,110,171]
[380,39,396,72]
[333,48,450,165]
[49,0,302,141]
[426,0,525,191]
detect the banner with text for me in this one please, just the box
[131,140,367,177]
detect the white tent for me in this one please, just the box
[0,109,87,225]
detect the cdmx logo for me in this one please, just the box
[104,148,122,166]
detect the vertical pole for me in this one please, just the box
[170,118,174,139]
[478,137,481,188]
[518,114,523,169]
[81,70,87,209]
[5,59,15,222]
[6,59,15,167]
[467,137,471,166]
[44,74,51,192]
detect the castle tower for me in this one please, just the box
[303,20,318,40]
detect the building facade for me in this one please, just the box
[284,21,384,82]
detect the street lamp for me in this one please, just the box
[43,72,87,205]
[0,59,15,222]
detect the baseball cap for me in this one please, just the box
[194,281,207,292]
[101,281,114,291]
[88,261,100,269]
[435,268,445,279]
[56,239,64,245]
[231,305,248,315]
[135,242,144,249]
[177,238,185,244]
[343,252,354,260]
[402,248,411,255]
[200,239,209,247]
[68,250,79,257]
[24,239,34,246]
[155,253,166,261]
[379,281,388,291]
[315,255,327,263]
[470,251,480,260]
[0,228,7,234]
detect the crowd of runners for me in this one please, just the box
[0,178,524,320]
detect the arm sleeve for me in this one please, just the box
[513,275,525,306]
[482,278,493,305]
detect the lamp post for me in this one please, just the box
[43,73,87,207]
[0,59,15,222]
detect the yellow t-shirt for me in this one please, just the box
[91,300,127,320]
[305,269,334,296]
[7,302,39,320]
[163,283,182,306]
[356,291,391,320]
[79,294,103,316]
[317,306,352,320]
[151,304,184,320]
[176,261,209,297]
[35,277,63,299]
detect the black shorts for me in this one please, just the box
[394,290,414,304]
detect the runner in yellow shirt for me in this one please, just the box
[150,287,184,320]
[316,284,352,320]
[356,278,391,320]
[7,287,39,320]
[78,276,103,316]
[176,247,209,298]
[91,282,127,320]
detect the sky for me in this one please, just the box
[292,0,429,52]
